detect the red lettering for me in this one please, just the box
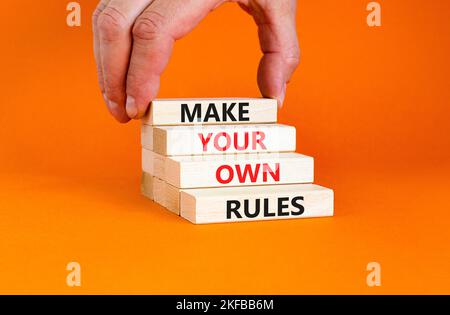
[234,132,249,150]
[252,131,267,150]
[236,164,260,183]
[198,133,213,152]
[263,163,280,182]
[199,131,268,152]
[216,165,233,184]
[214,132,231,152]
[216,163,281,184]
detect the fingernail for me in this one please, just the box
[126,95,138,118]
[278,83,287,108]
[109,100,119,110]
[103,94,117,112]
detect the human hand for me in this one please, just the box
[93,0,300,123]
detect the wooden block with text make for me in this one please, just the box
[164,152,314,189]
[143,124,296,156]
[141,98,277,126]
[180,184,334,224]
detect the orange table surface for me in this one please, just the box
[1,166,449,294]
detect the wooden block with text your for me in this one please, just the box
[140,98,334,224]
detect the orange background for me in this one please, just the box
[0,0,449,294]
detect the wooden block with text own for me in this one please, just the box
[144,124,296,156]
[164,152,314,189]
[141,98,277,126]
[180,184,334,224]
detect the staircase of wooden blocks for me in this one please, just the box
[141,98,334,224]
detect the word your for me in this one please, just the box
[181,102,250,123]
[198,131,266,152]
[66,2,81,27]
[216,163,279,184]
[227,196,305,219]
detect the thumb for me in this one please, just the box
[242,0,300,107]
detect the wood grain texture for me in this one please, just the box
[141,98,277,126]
[140,172,154,200]
[180,184,334,224]
[141,172,182,215]
[140,125,153,151]
[145,124,296,156]
[141,149,165,179]
[153,176,166,208]
[165,152,314,189]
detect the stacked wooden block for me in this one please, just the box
[141,98,334,224]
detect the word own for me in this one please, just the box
[216,163,280,184]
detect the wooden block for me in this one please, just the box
[141,149,165,179]
[141,98,277,126]
[141,173,166,205]
[180,184,334,224]
[141,124,153,150]
[165,152,314,189]
[140,172,154,200]
[153,176,166,207]
[154,177,180,215]
[147,124,296,156]
[164,182,182,215]
[141,172,182,215]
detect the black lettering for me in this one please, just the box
[204,103,220,122]
[226,200,242,219]
[238,102,250,121]
[277,197,290,216]
[264,198,275,217]
[181,103,201,123]
[291,196,305,215]
[244,199,260,218]
[222,102,237,122]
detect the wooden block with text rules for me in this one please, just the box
[164,152,314,189]
[144,124,296,156]
[180,184,334,224]
[141,98,277,126]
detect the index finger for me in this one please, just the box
[125,0,222,119]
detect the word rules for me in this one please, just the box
[181,184,334,224]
